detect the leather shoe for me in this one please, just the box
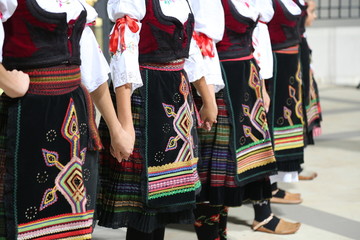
[299,170,318,180]
[252,214,301,234]
[271,189,302,204]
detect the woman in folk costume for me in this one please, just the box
[0,0,133,239]
[96,0,217,239]
[297,0,322,149]
[188,0,300,238]
[291,0,321,181]
[265,0,305,203]
[304,0,322,142]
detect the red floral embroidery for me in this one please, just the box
[210,214,220,223]
[194,220,203,227]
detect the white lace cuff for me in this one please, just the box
[110,51,143,92]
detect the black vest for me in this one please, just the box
[3,0,86,70]
[217,0,257,60]
[138,0,194,63]
[267,0,301,50]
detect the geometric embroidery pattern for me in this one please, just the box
[55,156,86,213]
[235,62,276,174]
[245,62,269,139]
[40,187,58,211]
[40,99,87,213]
[306,72,321,127]
[163,73,194,162]
[287,62,304,124]
[147,73,200,202]
[273,62,305,152]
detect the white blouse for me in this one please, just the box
[0,0,109,93]
[251,0,302,80]
[189,0,224,43]
[185,0,224,93]
[232,0,259,21]
[279,0,301,15]
[107,0,204,92]
[251,0,274,79]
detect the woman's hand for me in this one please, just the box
[261,79,270,113]
[114,83,135,162]
[90,82,135,162]
[0,66,30,98]
[192,78,218,131]
[109,124,135,162]
[199,100,218,131]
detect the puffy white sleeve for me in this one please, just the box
[0,0,17,62]
[80,26,110,93]
[252,0,274,80]
[254,0,274,23]
[189,0,224,42]
[107,0,145,92]
[202,44,224,92]
[184,38,206,84]
[186,0,224,92]
[184,39,224,92]
[280,0,301,15]
[252,24,273,80]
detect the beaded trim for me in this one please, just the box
[140,59,185,71]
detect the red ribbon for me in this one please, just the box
[109,16,139,54]
[192,32,215,58]
[86,21,96,27]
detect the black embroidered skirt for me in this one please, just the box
[194,57,276,206]
[266,46,305,172]
[0,66,100,239]
[97,60,200,233]
[300,37,322,146]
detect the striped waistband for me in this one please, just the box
[274,45,299,54]
[220,54,254,62]
[140,59,185,71]
[24,65,81,95]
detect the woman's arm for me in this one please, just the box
[115,83,135,141]
[192,76,218,131]
[90,82,134,160]
[79,5,135,162]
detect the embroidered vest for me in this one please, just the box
[216,0,257,60]
[267,0,301,50]
[138,0,194,63]
[293,0,308,37]
[2,0,86,70]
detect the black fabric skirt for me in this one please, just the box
[266,48,305,172]
[0,66,99,239]
[193,58,275,206]
[300,37,322,146]
[97,61,200,233]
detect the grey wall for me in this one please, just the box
[306,19,360,86]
